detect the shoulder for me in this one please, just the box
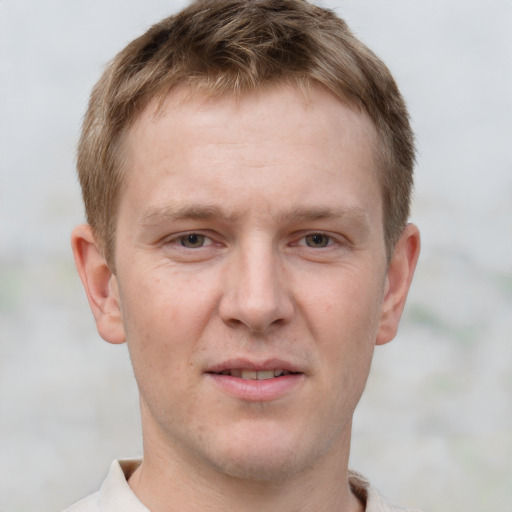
[61,491,100,512]
[349,470,422,512]
[61,459,146,512]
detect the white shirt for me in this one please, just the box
[63,459,421,512]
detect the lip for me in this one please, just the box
[205,358,305,402]
[205,358,303,374]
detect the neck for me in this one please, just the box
[128,422,364,512]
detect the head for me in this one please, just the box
[77,0,414,269]
[72,0,420,492]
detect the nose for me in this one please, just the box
[219,238,294,334]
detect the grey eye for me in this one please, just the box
[180,233,206,248]
[304,234,330,248]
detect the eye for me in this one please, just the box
[179,233,208,248]
[303,233,332,248]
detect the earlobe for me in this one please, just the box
[71,224,126,344]
[376,223,421,346]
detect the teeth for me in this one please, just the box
[256,370,274,380]
[228,369,288,380]
[217,369,292,379]
[241,370,258,380]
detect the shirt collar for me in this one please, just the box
[98,459,419,512]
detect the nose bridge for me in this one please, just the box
[220,234,292,332]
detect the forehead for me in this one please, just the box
[120,83,381,223]
[127,82,377,152]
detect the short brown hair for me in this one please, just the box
[77,0,415,267]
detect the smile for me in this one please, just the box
[207,367,304,402]
[216,369,293,380]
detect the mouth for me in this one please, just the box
[209,369,296,380]
[205,360,304,401]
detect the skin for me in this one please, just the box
[72,84,420,512]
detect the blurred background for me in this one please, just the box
[1,1,511,510]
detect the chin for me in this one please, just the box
[203,424,331,482]
[212,448,309,482]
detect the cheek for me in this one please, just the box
[300,269,384,381]
[118,270,218,379]
[301,267,384,333]
[121,265,217,331]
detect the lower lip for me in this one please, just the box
[206,373,304,401]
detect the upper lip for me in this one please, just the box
[206,358,303,374]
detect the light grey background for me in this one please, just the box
[1,1,511,511]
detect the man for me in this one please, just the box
[67,0,421,510]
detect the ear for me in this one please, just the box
[71,224,126,344]
[376,223,420,346]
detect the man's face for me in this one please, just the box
[105,84,397,480]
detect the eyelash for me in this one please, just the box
[163,232,215,250]
[163,231,340,251]
[299,233,335,248]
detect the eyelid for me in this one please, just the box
[162,230,217,248]
[292,231,343,247]
[160,229,348,249]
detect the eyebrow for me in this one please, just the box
[140,203,371,230]
[140,204,241,226]
[284,206,369,224]
[283,205,372,235]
